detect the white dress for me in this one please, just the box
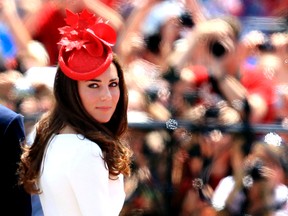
[39,134,126,216]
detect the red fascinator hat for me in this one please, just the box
[58,9,117,80]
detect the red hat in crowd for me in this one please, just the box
[58,9,117,80]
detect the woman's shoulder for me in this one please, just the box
[50,134,103,156]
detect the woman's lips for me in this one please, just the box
[96,106,112,111]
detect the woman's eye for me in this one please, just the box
[110,82,119,87]
[88,83,98,88]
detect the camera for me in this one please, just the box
[183,91,199,105]
[209,40,227,58]
[257,38,275,52]
[179,11,194,28]
[245,159,266,182]
[200,106,221,135]
[145,88,158,103]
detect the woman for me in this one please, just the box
[18,9,132,215]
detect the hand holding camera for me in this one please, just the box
[193,18,237,70]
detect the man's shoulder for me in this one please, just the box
[0,105,19,123]
[0,105,24,134]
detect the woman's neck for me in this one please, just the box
[59,125,77,134]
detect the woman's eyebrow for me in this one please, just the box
[109,78,119,82]
[87,78,119,82]
[88,79,101,82]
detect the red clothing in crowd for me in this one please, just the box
[26,3,65,66]
[25,0,119,66]
[188,64,276,123]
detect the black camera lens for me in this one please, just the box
[183,91,198,105]
[257,41,275,52]
[205,106,220,119]
[246,159,266,181]
[209,40,227,58]
[146,89,158,102]
[179,11,194,28]
[144,32,161,54]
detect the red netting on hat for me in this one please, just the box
[58,9,117,80]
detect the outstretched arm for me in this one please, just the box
[82,0,124,32]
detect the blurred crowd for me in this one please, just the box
[0,0,288,215]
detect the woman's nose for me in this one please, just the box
[100,87,112,101]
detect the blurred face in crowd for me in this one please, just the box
[78,63,120,123]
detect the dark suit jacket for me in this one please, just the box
[0,104,32,215]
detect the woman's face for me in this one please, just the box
[78,63,120,123]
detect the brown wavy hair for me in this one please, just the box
[18,54,132,194]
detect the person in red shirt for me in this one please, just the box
[23,0,124,66]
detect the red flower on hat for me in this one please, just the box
[58,9,117,80]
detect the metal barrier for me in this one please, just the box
[128,120,288,133]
